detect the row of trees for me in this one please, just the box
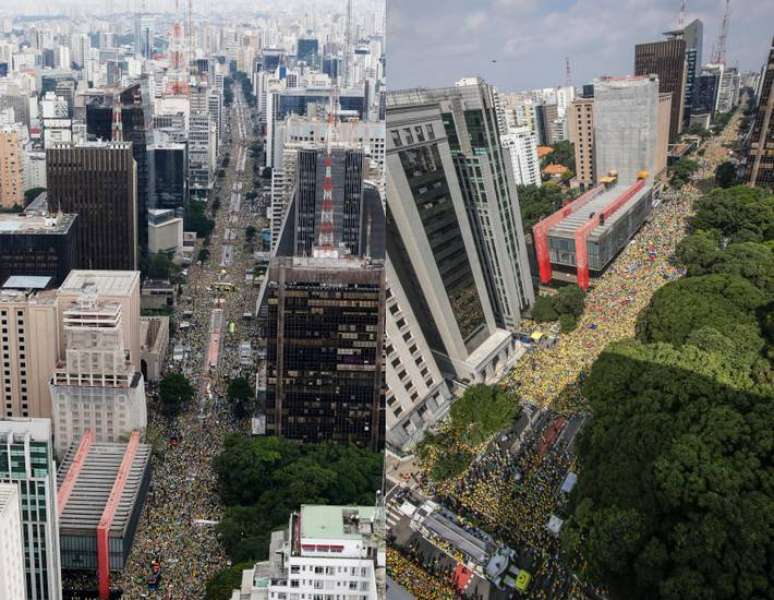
[562,186,774,600]
[532,284,586,332]
[417,384,517,480]
[206,436,382,599]
[516,183,565,229]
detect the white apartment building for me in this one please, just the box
[501,126,542,187]
[0,483,26,600]
[50,284,146,458]
[232,505,385,600]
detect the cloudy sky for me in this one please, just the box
[388,0,774,92]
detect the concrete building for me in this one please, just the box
[386,92,525,388]
[0,286,60,420]
[50,283,147,459]
[0,127,24,208]
[716,66,740,114]
[0,483,26,600]
[656,92,672,179]
[56,433,151,598]
[390,82,534,332]
[231,504,385,600]
[188,113,216,199]
[635,37,686,142]
[23,148,46,192]
[501,126,541,187]
[46,142,138,271]
[593,75,661,187]
[139,315,169,382]
[663,19,703,124]
[0,207,79,288]
[568,96,595,188]
[264,255,385,450]
[0,418,62,600]
[744,36,774,189]
[147,208,183,255]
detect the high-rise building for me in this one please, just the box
[635,37,686,142]
[264,255,385,450]
[386,91,525,387]
[745,37,774,189]
[133,13,154,59]
[148,143,187,212]
[394,81,534,331]
[0,286,60,420]
[232,504,385,600]
[716,66,740,113]
[593,75,662,185]
[0,207,79,288]
[0,127,24,208]
[0,483,26,600]
[0,418,62,600]
[188,113,216,199]
[663,19,703,123]
[296,38,319,65]
[50,283,147,459]
[500,126,541,187]
[46,142,138,271]
[568,95,595,188]
[293,146,365,257]
[693,67,721,118]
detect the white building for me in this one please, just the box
[23,147,46,191]
[148,209,184,255]
[501,126,542,187]
[0,483,26,600]
[232,504,385,600]
[0,418,62,600]
[50,284,146,458]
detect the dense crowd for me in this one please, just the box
[387,548,458,600]
[111,91,265,598]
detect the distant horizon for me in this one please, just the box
[388,0,773,93]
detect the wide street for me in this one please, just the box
[113,83,267,598]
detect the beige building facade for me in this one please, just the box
[568,97,595,188]
[0,128,24,209]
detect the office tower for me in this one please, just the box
[635,37,686,142]
[535,102,561,145]
[133,13,154,59]
[46,142,138,271]
[593,76,662,185]
[56,271,141,372]
[500,126,541,187]
[568,96,595,188]
[693,68,721,122]
[0,286,60,419]
[745,37,774,189]
[264,255,385,450]
[0,418,62,600]
[50,280,147,459]
[0,208,79,288]
[120,82,152,250]
[663,19,703,123]
[233,504,385,600]
[188,113,216,199]
[297,38,319,65]
[386,91,525,385]
[384,267,453,453]
[716,66,740,113]
[394,81,534,331]
[0,483,26,600]
[294,146,365,257]
[148,143,187,212]
[23,149,47,192]
[0,127,23,208]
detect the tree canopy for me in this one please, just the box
[159,372,194,417]
[714,161,737,188]
[516,183,565,229]
[185,201,215,238]
[226,376,253,418]
[564,185,774,600]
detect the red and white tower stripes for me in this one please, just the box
[317,90,339,251]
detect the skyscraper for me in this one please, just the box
[568,95,595,188]
[663,19,703,124]
[500,126,541,187]
[0,483,26,600]
[745,36,774,189]
[0,418,62,600]
[0,127,23,208]
[46,142,138,271]
[635,37,686,142]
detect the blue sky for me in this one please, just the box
[387,0,774,92]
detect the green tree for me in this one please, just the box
[205,563,252,600]
[669,157,700,188]
[714,161,737,188]
[245,225,257,242]
[559,313,578,332]
[226,376,253,418]
[159,372,194,418]
[554,284,585,317]
[449,384,517,445]
[140,252,179,281]
[544,140,575,171]
[198,248,210,263]
[690,186,774,243]
[516,183,566,229]
[185,201,215,237]
[532,295,559,322]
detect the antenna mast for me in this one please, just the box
[564,57,572,87]
[677,0,686,27]
[712,0,730,65]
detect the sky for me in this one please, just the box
[388,0,774,92]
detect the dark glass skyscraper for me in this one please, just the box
[120,81,152,250]
[635,37,687,143]
[46,142,138,270]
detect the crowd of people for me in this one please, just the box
[387,548,458,600]
[111,90,265,598]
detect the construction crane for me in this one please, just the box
[711,0,731,65]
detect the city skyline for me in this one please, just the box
[389,0,774,91]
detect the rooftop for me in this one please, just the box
[0,418,51,442]
[3,275,52,289]
[0,211,77,235]
[60,270,140,297]
[300,505,377,541]
[0,483,19,516]
[56,440,151,534]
